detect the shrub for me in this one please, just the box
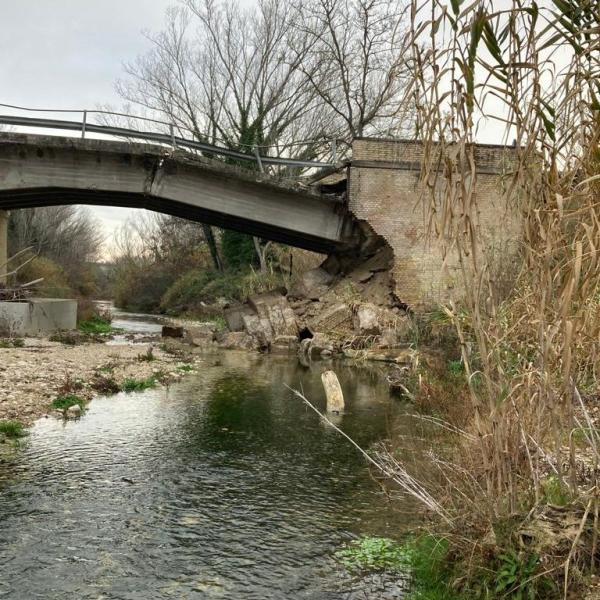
[137,347,155,362]
[0,419,27,439]
[57,373,84,396]
[113,261,176,312]
[160,269,218,311]
[161,267,286,315]
[221,230,258,269]
[51,394,84,411]
[121,377,157,393]
[0,338,25,348]
[49,331,80,345]
[17,255,73,298]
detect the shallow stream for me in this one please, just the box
[0,311,416,599]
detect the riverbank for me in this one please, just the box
[0,338,200,426]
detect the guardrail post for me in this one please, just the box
[81,110,87,139]
[0,211,9,284]
[253,146,264,173]
[169,123,176,149]
[331,138,337,163]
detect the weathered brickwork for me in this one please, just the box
[349,138,520,307]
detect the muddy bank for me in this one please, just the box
[0,338,200,425]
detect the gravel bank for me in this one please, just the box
[0,339,198,426]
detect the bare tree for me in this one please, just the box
[9,206,103,269]
[116,0,413,153]
[116,1,325,158]
[293,0,413,140]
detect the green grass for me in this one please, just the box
[403,535,464,600]
[336,536,411,573]
[540,475,572,506]
[0,419,28,439]
[336,534,466,600]
[447,360,465,376]
[51,394,85,411]
[78,316,114,334]
[121,377,157,393]
[177,364,194,372]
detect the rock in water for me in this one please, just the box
[66,404,82,418]
[321,370,344,413]
[162,325,184,338]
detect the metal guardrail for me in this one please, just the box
[0,105,340,170]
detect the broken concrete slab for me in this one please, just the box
[223,304,256,332]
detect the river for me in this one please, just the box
[0,310,415,599]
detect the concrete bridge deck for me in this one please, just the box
[0,133,356,253]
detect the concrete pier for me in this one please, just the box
[0,210,8,285]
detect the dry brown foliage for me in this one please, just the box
[383,0,600,593]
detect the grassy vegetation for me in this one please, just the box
[0,419,28,439]
[177,364,194,372]
[51,394,85,411]
[121,377,158,393]
[90,374,121,395]
[336,536,410,573]
[77,316,114,334]
[0,338,25,348]
[160,267,284,314]
[137,347,155,362]
[336,534,555,600]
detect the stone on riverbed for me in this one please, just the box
[186,323,217,345]
[288,267,334,301]
[271,335,299,354]
[162,325,184,338]
[219,331,258,351]
[353,303,381,335]
[66,404,82,418]
[298,333,335,359]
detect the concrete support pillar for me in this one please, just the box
[0,211,8,285]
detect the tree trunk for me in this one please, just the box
[202,224,223,272]
[0,211,9,284]
[253,236,268,274]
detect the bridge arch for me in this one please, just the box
[0,134,356,254]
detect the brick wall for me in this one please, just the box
[349,138,519,307]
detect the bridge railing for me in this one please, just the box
[0,103,345,173]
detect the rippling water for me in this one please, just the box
[0,350,414,599]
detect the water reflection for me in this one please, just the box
[0,353,413,599]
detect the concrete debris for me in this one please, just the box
[309,303,353,335]
[219,331,258,351]
[288,268,334,301]
[353,303,381,335]
[186,323,217,345]
[321,370,345,412]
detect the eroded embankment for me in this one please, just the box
[206,237,417,366]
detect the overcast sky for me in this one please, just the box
[0,0,184,256]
